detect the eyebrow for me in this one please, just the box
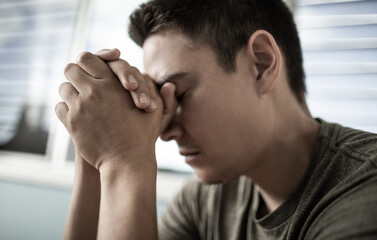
[155,72,191,90]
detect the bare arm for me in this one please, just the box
[63,152,100,240]
[98,159,158,240]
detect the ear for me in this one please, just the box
[247,30,282,96]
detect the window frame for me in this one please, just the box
[0,0,92,188]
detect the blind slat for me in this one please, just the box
[298,0,377,133]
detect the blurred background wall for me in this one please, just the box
[0,180,70,240]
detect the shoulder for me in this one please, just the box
[319,119,377,163]
[292,120,377,239]
[306,174,377,240]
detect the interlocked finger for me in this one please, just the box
[64,63,93,92]
[58,82,79,106]
[76,51,113,79]
[107,60,152,109]
[144,75,159,113]
[95,48,120,62]
[55,101,69,126]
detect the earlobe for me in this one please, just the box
[247,30,282,96]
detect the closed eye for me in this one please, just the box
[176,90,186,102]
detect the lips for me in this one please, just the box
[179,149,200,156]
[179,151,199,157]
[179,147,200,164]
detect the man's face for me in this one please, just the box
[143,29,267,183]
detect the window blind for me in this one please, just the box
[295,0,377,133]
[0,0,79,154]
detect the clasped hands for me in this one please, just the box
[56,49,177,171]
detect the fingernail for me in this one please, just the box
[150,99,157,109]
[140,93,149,104]
[128,74,137,83]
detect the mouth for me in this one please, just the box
[179,150,199,156]
[179,149,200,163]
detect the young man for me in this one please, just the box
[57,0,377,239]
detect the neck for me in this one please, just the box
[246,99,320,215]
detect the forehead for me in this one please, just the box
[142,29,208,84]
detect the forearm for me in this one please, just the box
[63,152,101,240]
[97,156,158,240]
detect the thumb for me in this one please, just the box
[95,48,121,61]
[160,82,178,134]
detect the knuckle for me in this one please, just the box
[87,88,101,101]
[67,115,77,132]
[98,48,109,54]
[131,66,142,77]
[67,107,84,130]
[59,82,71,92]
[55,102,68,124]
[75,100,84,114]
[76,51,93,65]
[121,59,131,67]
[64,63,75,74]
[131,66,139,73]
[54,103,60,112]
[58,83,65,93]
[119,59,131,68]
[55,102,64,114]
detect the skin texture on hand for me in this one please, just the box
[56,51,163,171]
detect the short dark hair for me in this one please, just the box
[129,0,306,102]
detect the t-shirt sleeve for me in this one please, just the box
[306,177,377,240]
[158,179,202,240]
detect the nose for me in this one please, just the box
[160,105,184,142]
[160,120,184,142]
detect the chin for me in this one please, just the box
[194,167,239,185]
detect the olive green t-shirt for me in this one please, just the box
[158,119,377,239]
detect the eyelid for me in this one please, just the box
[176,87,187,102]
[177,93,185,102]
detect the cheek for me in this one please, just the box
[185,92,243,155]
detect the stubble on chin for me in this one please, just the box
[195,163,239,185]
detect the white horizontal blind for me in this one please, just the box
[0,0,79,154]
[295,0,377,133]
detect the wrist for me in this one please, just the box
[99,153,157,184]
[99,149,157,174]
[74,153,100,178]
